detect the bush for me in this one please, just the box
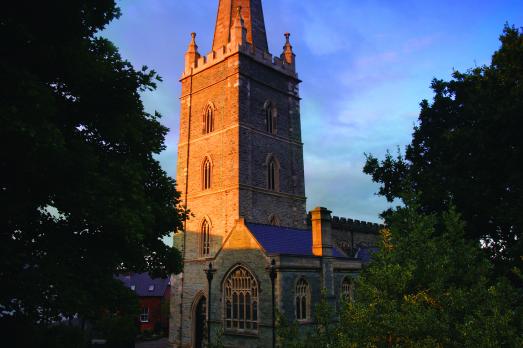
[0,316,88,348]
[94,314,137,348]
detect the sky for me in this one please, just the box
[103,0,523,224]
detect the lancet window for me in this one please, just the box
[201,219,211,257]
[204,106,214,134]
[202,158,212,190]
[267,158,278,191]
[269,214,280,226]
[265,102,277,134]
[224,266,259,332]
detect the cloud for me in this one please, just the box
[102,0,523,232]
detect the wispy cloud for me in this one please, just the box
[103,0,523,224]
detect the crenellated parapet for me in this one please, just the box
[307,212,383,257]
[182,7,297,80]
[307,213,383,234]
[331,216,383,235]
[182,38,297,79]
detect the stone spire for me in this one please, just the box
[184,32,200,71]
[212,0,269,52]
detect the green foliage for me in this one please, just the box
[277,290,343,348]
[278,201,523,347]
[364,25,523,279]
[94,311,138,348]
[342,200,522,347]
[209,328,226,348]
[0,0,185,337]
[0,316,88,348]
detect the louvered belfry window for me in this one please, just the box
[224,266,259,332]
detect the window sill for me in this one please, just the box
[224,329,259,338]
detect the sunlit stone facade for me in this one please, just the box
[169,1,380,347]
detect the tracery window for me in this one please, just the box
[265,102,277,134]
[224,266,259,332]
[204,106,214,134]
[202,158,212,190]
[201,219,211,257]
[341,277,354,301]
[295,278,310,321]
[267,158,278,191]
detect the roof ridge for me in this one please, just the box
[245,221,310,232]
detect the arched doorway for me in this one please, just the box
[193,295,207,348]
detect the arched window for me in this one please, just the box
[203,106,214,134]
[269,214,280,226]
[267,158,278,191]
[202,158,212,190]
[201,220,211,257]
[265,102,277,134]
[224,266,259,332]
[295,278,310,321]
[341,277,354,301]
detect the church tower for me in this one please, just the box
[176,0,306,260]
[172,1,306,346]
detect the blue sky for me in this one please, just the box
[103,0,523,223]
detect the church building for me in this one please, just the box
[169,1,380,347]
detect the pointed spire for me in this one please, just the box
[281,32,295,68]
[212,0,269,52]
[185,32,200,71]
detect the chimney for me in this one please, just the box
[311,207,333,257]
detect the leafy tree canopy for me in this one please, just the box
[0,0,184,326]
[364,25,523,278]
[278,199,523,347]
[339,200,523,347]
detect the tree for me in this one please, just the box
[338,200,523,348]
[364,25,523,279]
[0,0,184,334]
[277,199,523,347]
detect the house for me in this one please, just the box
[118,273,170,333]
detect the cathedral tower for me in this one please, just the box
[172,1,306,346]
[176,0,306,260]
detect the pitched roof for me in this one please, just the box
[117,273,169,297]
[246,222,346,258]
[355,246,379,264]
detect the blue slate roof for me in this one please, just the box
[246,223,346,258]
[355,246,379,264]
[117,273,170,297]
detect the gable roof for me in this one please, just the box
[117,273,170,297]
[246,222,346,258]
